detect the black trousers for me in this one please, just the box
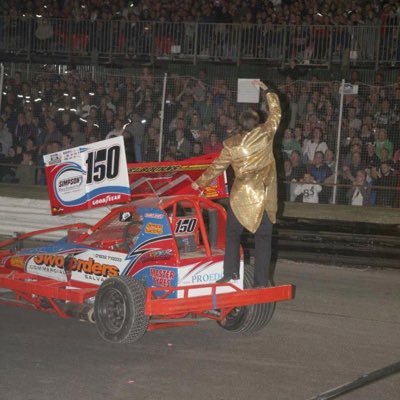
[224,205,273,287]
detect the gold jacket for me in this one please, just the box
[196,92,281,233]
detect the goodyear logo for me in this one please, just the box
[144,223,163,235]
[33,254,119,278]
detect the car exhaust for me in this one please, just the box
[61,303,95,323]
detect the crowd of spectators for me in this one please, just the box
[2,1,400,64]
[0,65,399,207]
[280,69,400,207]
[1,0,400,25]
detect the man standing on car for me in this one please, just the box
[192,80,281,287]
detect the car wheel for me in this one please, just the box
[217,264,275,334]
[94,276,149,343]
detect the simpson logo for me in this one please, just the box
[57,176,83,193]
[150,268,176,287]
[145,223,163,235]
[32,254,120,278]
[58,176,83,190]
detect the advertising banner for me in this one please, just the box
[44,137,131,215]
[128,153,228,200]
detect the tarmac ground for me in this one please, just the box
[0,260,399,400]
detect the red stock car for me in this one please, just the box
[0,195,294,343]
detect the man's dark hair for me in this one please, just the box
[239,110,260,127]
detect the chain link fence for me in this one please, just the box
[0,64,399,208]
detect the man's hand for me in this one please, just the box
[252,79,268,91]
[191,182,200,191]
[191,181,205,197]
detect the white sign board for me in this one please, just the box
[237,79,260,103]
[44,137,131,215]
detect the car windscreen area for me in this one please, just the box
[80,211,142,252]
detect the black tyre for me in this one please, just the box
[218,264,275,334]
[94,276,149,343]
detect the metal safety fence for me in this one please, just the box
[0,65,399,209]
[0,18,399,67]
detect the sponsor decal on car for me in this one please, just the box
[150,267,176,287]
[8,255,26,269]
[191,272,222,283]
[57,175,83,191]
[144,223,163,235]
[144,212,164,220]
[31,254,120,278]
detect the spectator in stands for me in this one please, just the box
[14,113,30,147]
[347,107,362,131]
[374,100,395,128]
[348,151,365,176]
[68,120,85,147]
[288,150,307,181]
[359,124,374,145]
[324,149,335,171]
[125,114,145,162]
[15,151,36,185]
[42,119,63,147]
[375,162,398,207]
[58,111,72,135]
[380,147,393,165]
[302,127,328,163]
[309,151,332,203]
[100,109,115,138]
[347,170,371,206]
[293,173,322,204]
[175,128,191,159]
[393,148,400,171]
[282,128,302,158]
[363,142,381,167]
[375,128,394,160]
[0,118,12,156]
[106,119,124,139]
[191,142,203,157]
[1,147,18,183]
[203,132,223,155]
[61,134,73,150]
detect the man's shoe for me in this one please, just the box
[217,273,239,283]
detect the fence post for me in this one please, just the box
[327,25,333,69]
[0,63,4,114]
[193,22,198,65]
[150,22,156,65]
[281,25,287,67]
[158,73,168,162]
[108,20,114,63]
[27,17,32,61]
[236,24,242,66]
[374,24,381,70]
[332,79,345,205]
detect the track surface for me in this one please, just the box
[0,260,399,400]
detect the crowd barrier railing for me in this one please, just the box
[0,18,399,66]
[0,161,398,210]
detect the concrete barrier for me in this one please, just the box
[0,197,107,240]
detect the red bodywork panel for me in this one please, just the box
[0,195,294,330]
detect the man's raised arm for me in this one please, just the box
[252,80,282,135]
